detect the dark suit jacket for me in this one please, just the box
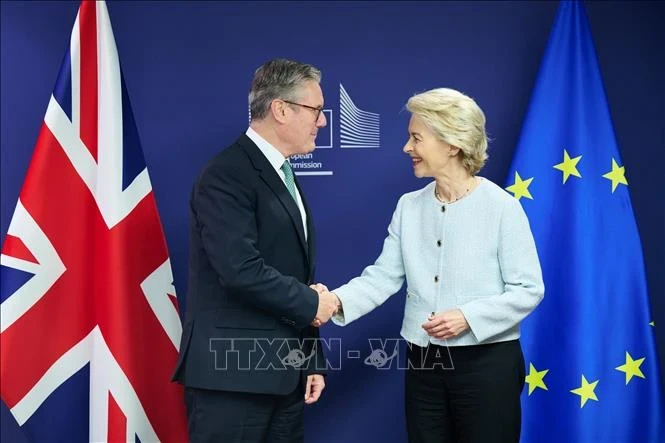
[172,134,326,395]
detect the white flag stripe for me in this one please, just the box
[10,327,90,424]
[141,258,183,350]
[0,200,66,333]
[89,327,159,443]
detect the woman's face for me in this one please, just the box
[402,114,455,178]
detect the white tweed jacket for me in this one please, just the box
[332,178,544,347]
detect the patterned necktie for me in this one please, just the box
[280,161,297,202]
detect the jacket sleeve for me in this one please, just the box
[458,197,545,342]
[302,325,327,376]
[332,196,407,326]
[193,164,318,329]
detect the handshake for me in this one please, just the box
[310,283,341,327]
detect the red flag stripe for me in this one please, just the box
[107,393,127,443]
[78,1,98,162]
[1,234,38,264]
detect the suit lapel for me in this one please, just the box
[294,177,316,280]
[238,135,309,259]
[260,169,309,255]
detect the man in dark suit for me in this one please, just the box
[172,58,340,442]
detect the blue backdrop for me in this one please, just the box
[2,1,663,442]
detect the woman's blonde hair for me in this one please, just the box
[406,88,488,175]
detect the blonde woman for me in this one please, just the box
[330,88,544,442]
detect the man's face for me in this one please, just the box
[285,81,327,155]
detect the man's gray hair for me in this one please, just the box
[249,58,322,121]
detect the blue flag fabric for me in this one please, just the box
[505,2,664,442]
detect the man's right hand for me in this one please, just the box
[310,284,340,326]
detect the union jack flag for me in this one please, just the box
[0,1,188,441]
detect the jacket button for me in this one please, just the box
[441,206,446,213]
[436,240,442,247]
[434,275,439,283]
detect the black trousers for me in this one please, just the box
[184,379,305,443]
[405,340,525,443]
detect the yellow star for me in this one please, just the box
[525,363,549,395]
[650,321,655,327]
[615,352,646,385]
[506,171,534,201]
[570,375,599,408]
[602,158,628,193]
[553,149,582,184]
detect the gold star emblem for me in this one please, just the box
[615,352,646,385]
[525,363,549,395]
[553,149,582,184]
[570,375,599,408]
[506,171,534,201]
[649,321,655,327]
[602,158,628,193]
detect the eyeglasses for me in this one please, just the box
[282,100,324,121]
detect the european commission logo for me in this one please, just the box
[288,83,381,176]
[340,83,380,149]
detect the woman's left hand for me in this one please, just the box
[422,309,469,339]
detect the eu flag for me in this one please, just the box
[505,2,664,441]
